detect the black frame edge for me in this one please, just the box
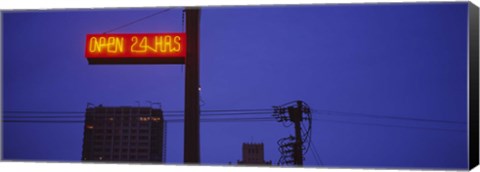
[469,1,479,170]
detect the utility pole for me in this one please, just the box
[288,101,303,166]
[184,8,200,164]
[274,100,310,166]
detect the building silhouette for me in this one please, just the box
[238,143,272,165]
[81,105,165,162]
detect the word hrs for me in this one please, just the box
[88,35,182,54]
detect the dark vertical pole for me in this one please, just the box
[184,8,200,164]
[293,101,303,166]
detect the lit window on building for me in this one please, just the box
[152,117,161,122]
[82,106,164,163]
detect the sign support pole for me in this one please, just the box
[184,8,200,164]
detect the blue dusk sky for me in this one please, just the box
[2,2,470,169]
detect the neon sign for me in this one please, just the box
[85,33,186,64]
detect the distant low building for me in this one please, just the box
[238,143,272,165]
[81,105,165,163]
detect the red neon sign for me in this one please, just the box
[85,33,186,64]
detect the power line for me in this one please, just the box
[3,109,465,126]
[164,109,272,114]
[4,120,84,123]
[3,108,467,132]
[6,108,464,126]
[3,109,272,114]
[103,8,173,34]
[314,109,466,124]
[315,118,466,133]
[2,117,275,124]
[301,126,319,165]
[167,117,273,123]
[3,116,467,133]
[309,141,324,166]
[4,111,85,114]
[197,109,272,112]
[4,116,85,118]
[167,112,273,117]
[2,112,273,119]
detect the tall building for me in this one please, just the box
[237,143,272,165]
[81,105,165,163]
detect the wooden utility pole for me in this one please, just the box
[288,101,303,166]
[184,8,200,164]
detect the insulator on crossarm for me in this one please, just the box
[280,142,295,148]
[304,107,311,114]
[273,106,279,113]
